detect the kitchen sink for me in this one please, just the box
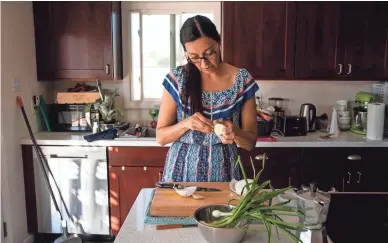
[116,127,156,139]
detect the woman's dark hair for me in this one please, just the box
[180,15,221,116]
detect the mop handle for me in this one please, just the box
[17,96,64,221]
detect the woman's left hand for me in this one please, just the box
[216,120,235,144]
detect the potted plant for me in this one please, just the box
[193,154,307,243]
[93,81,123,130]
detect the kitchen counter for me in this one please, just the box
[19,131,388,147]
[113,188,333,243]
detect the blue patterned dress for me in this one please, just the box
[161,66,259,182]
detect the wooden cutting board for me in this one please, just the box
[149,182,240,217]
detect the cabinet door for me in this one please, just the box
[295,2,342,79]
[301,148,344,192]
[109,166,164,236]
[238,148,302,189]
[339,2,388,80]
[33,1,121,81]
[222,1,296,79]
[361,148,388,192]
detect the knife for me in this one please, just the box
[155,182,222,192]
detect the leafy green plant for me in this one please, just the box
[94,81,123,123]
[204,154,307,243]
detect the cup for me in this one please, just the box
[338,116,351,131]
[336,100,349,112]
[338,110,350,118]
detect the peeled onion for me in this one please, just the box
[214,124,226,136]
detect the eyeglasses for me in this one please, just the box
[186,49,217,64]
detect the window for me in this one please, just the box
[125,2,221,106]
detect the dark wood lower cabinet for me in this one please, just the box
[109,166,164,236]
[238,148,302,189]
[302,148,388,192]
[326,194,388,243]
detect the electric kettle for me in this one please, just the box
[300,103,317,132]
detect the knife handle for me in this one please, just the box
[155,182,178,189]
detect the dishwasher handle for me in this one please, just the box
[50,154,88,159]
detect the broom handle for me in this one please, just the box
[17,96,65,221]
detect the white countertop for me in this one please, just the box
[114,188,333,243]
[19,131,388,147]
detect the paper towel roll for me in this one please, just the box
[367,103,386,140]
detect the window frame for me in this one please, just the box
[122,1,222,109]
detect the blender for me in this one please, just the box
[269,97,285,130]
[295,183,331,243]
[350,92,375,135]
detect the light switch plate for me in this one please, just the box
[12,79,20,92]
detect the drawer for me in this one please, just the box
[108,146,169,167]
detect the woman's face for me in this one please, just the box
[184,37,221,74]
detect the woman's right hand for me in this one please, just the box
[184,112,213,134]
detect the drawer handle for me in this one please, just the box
[347,64,352,75]
[255,154,268,160]
[347,155,361,160]
[144,166,147,171]
[337,64,343,74]
[357,172,362,183]
[121,166,125,171]
[347,172,351,183]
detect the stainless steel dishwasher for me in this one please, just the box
[32,146,110,237]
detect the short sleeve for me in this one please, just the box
[162,69,181,106]
[242,70,259,102]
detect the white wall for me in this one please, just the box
[1,2,53,243]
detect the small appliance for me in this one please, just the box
[350,92,375,135]
[48,104,92,132]
[295,183,331,243]
[278,116,307,136]
[300,103,316,132]
[269,97,285,130]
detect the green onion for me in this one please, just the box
[206,154,306,243]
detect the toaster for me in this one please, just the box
[278,116,307,136]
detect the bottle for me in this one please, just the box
[93,121,99,134]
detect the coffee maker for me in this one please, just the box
[350,92,375,135]
[269,97,285,130]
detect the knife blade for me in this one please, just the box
[155,182,222,192]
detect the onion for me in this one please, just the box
[214,123,226,136]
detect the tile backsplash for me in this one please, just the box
[51,79,376,124]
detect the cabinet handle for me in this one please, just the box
[288,177,291,187]
[255,154,268,160]
[105,64,110,75]
[347,172,351,183]
[121,166,125,171]
[337,64,343,74]
[357,172,362,183]
[143,166,147,171]
[347,154,361,160]
[347,64,352,75]
[158,172,163,182]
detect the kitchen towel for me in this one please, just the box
[367,103,386,140]
[84,128,117,142]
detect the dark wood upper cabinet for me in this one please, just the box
[222,1,296,79]
[295,2,341,79]
[295,2,388,80]
[339,2,388,80]
[33,1,123,81]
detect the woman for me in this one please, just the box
[156,15,259,182]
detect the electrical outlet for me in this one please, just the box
[32,95,40,107]
[12,79,21,92]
